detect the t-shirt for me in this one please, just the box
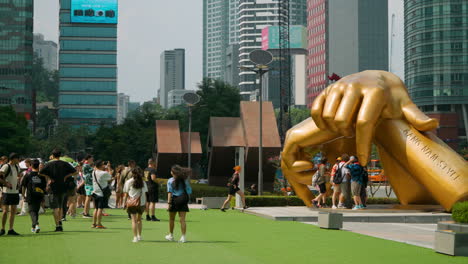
[40,160,76,194]
[0,163,20,194]
[167,177,192,196]
[144,167,158,190]
[92,169,112,197]
[21,171,46,203]
[339,162,351,183]
[123,178,148,205]
[83,163,94,186]
[119,167,133,187]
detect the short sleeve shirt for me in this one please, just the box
[123,179,148,205]
[1,164,20,194]
[40,160,76,194]
[167,177,192,196]
[92,169,112,197]
[144,167,158,190]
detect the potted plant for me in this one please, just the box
[435,201,468,256]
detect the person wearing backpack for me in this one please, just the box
[0,153,21,235]
[123,167,148,242]
[329,157,342,209]
[91,160,113,229]
[312,157,328,208]
[346,156,365,210]
[337,154,352,209]
[21,159,46,233]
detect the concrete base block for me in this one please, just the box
[318,212,343,230]
[200,197,226,209]
[437,221,468,233]
[435,230,468,256]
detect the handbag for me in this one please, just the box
[126,189,141,209]
[93,171,112,198]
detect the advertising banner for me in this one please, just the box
[71,0,118,24]
[261,26,306,50]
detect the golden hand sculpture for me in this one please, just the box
[282,71,468,211]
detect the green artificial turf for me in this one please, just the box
[0,208,465,264]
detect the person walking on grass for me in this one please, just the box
[82,155,94,218]
[40,149,77,232]
[165,165,192,243]
[0,153,21,236]
[91,160,112,229]
[144,159,160,222]
[21,159,46,233]
[123,167,148,242]
[220,166,247,211]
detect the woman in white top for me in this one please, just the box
[123,167,148,243]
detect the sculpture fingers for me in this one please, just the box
[401,102,439,131]
[334,85,362,137]
[322,88,343,132]
[355,88,385,165]
[310,92,328,130]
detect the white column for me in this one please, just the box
[236,147,245,208]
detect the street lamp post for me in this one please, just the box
[183,92,200,169]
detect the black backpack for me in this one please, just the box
[333,163,345,184]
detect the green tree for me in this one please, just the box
[289,107,311,126]
[0,106,31,155]
[32,54,59,105]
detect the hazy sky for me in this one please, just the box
[34,0,203,103]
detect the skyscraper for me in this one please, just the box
[160,49,185,109]
[33,33,58,71]
[306,0,388,106]
[58,0,118,129]
[203,0,239,81]
[404,0,468,147]
[117,93,129,125]
[238,0,307,96]
[0,0,34,116]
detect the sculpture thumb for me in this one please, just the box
[402,103,439,132]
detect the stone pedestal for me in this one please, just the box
[318,212,343,230]
[435,230,468,256]
[200,197,226,209]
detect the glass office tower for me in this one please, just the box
[0,0,34,116]
[58,0,118,129]
[405,0,468,148]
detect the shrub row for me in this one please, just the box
[452,201,468,223]
[158,183,228,202]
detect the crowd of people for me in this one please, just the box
[311,154,368,210]
[0,150,192,243]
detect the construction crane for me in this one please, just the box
[278,0,291,143]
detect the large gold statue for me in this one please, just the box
[281,71,468,211]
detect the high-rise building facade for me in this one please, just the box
[306,0,388,106]
[404,0,468,147]
[117,93,129,125]
[0,0,34,116]
[203,0,239,81]
[58,0,118,129]
[33,33,58,71]
[160,49,185,109]
[238,0,307,96]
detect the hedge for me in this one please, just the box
[230,196,400,207]
[452,201,468,223]
[159,183,228,202]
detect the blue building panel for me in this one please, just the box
[60,67,116,78]
[60,40,117,51]
[59,108,116,119]
[60,27,117,38]
[60,53,116,65]
[59,94,117,105]
[60,80,116,92]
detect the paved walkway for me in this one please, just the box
[244,205,451,223]
[303,222,437,249]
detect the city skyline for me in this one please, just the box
[34,0,202,103]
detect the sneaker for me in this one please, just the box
[8,229,20,236]
[82,214,92,219]
[55,226,63,232]
[243,206,249,210]
[35,225,40,233]
[146,215,151,221]
[18,212,26,216]
[0,229,5,236]
[358,204,365,209]
[137,235,142,241]
[95,225,106,229]
[337,203,346,209]
[151,216,160,222]
[91,224,97,228]
[312,200,318,207]
[132,237,138,243]
[220,208,226,212]
[31,227,36,233]
[165,234,174,241]
[61,218,66,222]
[332,205,337,209]
[352,206,359,210]
[179,235,186,243]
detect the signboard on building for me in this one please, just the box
[71,0,118,24]
[262,26,307,50]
